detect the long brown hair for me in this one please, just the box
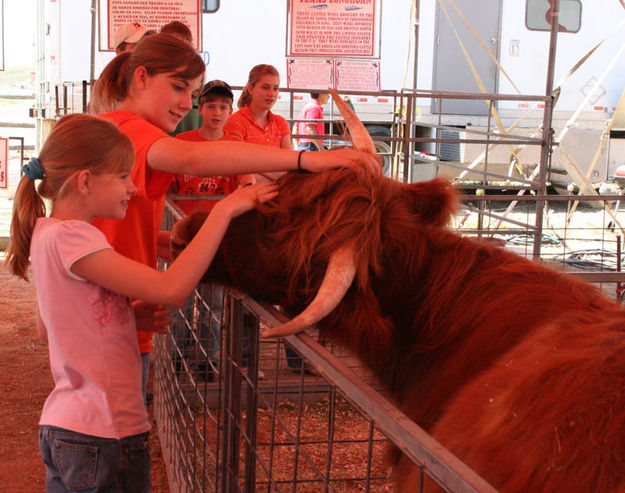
[4,114,135,280]
[90,33,205,114]
[237,64,280,109]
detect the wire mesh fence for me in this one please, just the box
[454,191,625,299]
[152,283,496,493]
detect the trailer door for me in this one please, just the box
[432,0,502,115]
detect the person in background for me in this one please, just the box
[294,92,329,151]
[224,64,291,182]
[159,20,202,136]
[170,79,254,381]
[113,22,149,56]
[160,20,193,43]
[172,80,253,210]
[88,35,375,402]
[224,64,313,374]
[4,113,277,492]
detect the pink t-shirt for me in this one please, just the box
[31,218,150,439]
[295,99,324,144]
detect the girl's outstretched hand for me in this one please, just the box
[302,148,382,176]
[216,181,279,218]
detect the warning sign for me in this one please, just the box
[103,0,202,51]
[0,138,7,189]
[335,59,380,92]
[289,0,377,57]
[286,57,334,90]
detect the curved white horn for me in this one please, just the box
[328,88,378,158]
[261,245,356,338]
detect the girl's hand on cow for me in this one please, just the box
[303,148,382,176]
[216,181,279,218]
[133,300,171,334]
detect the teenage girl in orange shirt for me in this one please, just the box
[224,64,292,150]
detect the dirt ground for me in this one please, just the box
[0,263,169,491]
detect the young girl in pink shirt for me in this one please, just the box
[4,113,277,492]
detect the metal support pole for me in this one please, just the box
[55,85,60,117]
[403,94,413,183]
[532,0,559,259]
[63,85,68,115]
[90,0,96,86]
[243,313,259,492]
[412,0,420,90]
[222,296,244,492]
[82,80,88,113]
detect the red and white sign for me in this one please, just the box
[289,0,376,57]
[335,59,380,92]
[103,0,202,51]
[0,138,8,189]
[286,57,334,90]
[286,56,381,92]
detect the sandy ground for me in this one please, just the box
[0,263,169,491]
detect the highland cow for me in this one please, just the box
[170,94,625,492]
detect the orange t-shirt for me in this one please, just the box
[223,106,290,147]
[171,129,245,215]
[92,110,172,353]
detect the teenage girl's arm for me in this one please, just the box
[145,137,380,177]
[256,133,293,182]
[71,181,279,308]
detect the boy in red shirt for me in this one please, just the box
[171,80,254,380]
[172,80,254,213]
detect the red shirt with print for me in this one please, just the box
[171,129,249,215]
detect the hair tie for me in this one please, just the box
[22,157,45,181]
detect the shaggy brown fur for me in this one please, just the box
[173,169,625,492]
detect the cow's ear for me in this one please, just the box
[405,178,458,227]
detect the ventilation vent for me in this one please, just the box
[438,129,464,162]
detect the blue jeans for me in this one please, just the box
[39,426,150,492]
